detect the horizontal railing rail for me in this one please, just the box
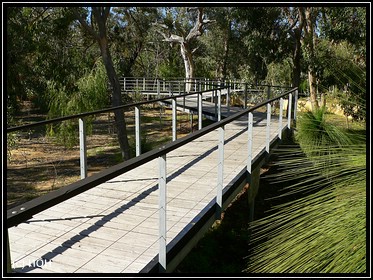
[6,86,226,133]
[120,77,292,95]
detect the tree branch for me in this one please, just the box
[72,8,99,40]
[186,7,214,41]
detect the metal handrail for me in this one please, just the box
[7,87,297,228]
[6,86,226,133]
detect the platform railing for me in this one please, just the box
[6,83,298,273]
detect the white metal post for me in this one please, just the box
[279,98,284,140]
[135,106,141,156]
[288,93,292,129]
[218,88,222,121]
[198,92,202,130]
[244,83,248,109]
[157,79,160,99]
[227,83,230,114]
[79,118,87,179]
[266,103,271,153]
[158,154,167,272]
[247,112,253,174]
[7,230,12,273]
[172,98,177,141]
[216,126,225,219]
[294,89,298,121]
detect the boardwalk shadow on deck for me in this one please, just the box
[15,112,267,273]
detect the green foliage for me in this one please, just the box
[296,108,353,153]
[47,60,109,147]
[265,58,293,86]
[246,109,366,273]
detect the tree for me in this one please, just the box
[110,7,159,77]
[282,7,305,89]
[153,7,214,91]
[73,7,130,160]
[301,7,320,110]
[235,7,291,84]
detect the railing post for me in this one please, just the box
[157,79,160,99]
[123,77,126,91]
[266,103,271,153]
[198,92,202,130]
[172,97,177,141]
[143,77,146,91]
[158,154,167,272]
[79,118,87,179]
[216,125,225,220]
[227,82,230,114]
[218,84,222,121]
[247,112,253,174]
[214,87,218,119]
[279,98,284,140]
[244,83,248,109]
[135,105,141,157]
[288,93,292,129]
[294,89,298,122]
[7,230,12,273]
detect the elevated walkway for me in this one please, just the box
[7,83,298,274]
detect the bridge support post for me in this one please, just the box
[172,98,177,141]
[279,98,284,140]
[287,93,292,129]
[135,106,141,156]
[247,112,253,175]
[266,103,271,153]
[198,92,202,130]
[79,118,87,179]
[247,111,260,222]
[158,154,167,272]
[216,126,225,220]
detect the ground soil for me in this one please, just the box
[6,101,200,209]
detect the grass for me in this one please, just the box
[246,109,366,273]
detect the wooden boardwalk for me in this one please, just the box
[8,99,289,273]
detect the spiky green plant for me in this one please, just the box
[245,108,366,273]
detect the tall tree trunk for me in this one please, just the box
[293,28,302,89]
[181,42,194,92]
[99,39,131,160]
[74,7,131,160]
[303,7,319,111]
[222,20,231,81]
